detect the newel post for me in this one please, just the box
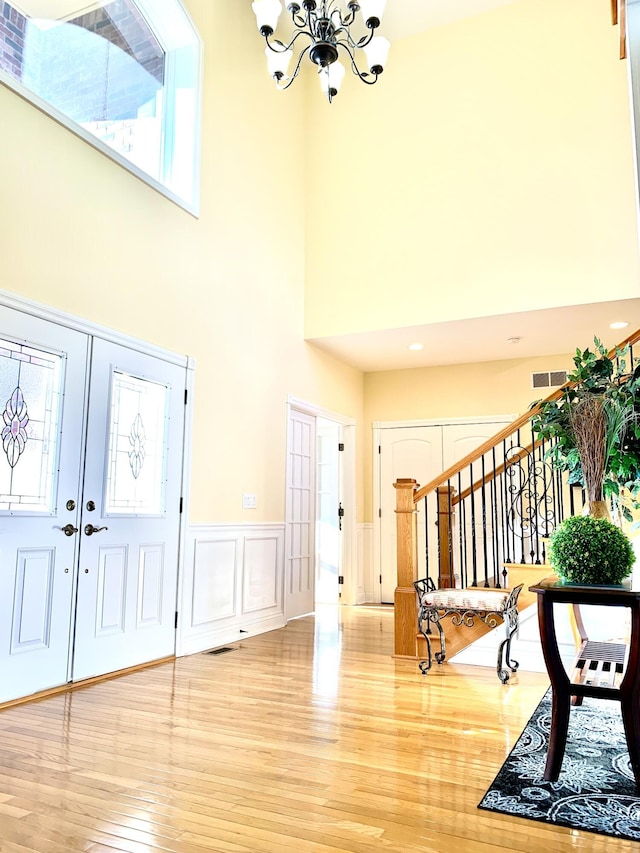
[436,486,456,588]
[394,478,419,658]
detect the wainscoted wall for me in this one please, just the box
[358,523,375,604]
[178,523,285,656]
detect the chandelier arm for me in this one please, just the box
[327,0,355,25]
[337,41,379,84]
[333,25,376,53]
[264,28,313,53]
[288,8,309,28]
[305,4,317,35]
[274,43,312,89]
[341,7,358,26]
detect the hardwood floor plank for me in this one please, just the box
[0,605,630,852]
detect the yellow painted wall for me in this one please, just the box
[1,0,638,532]
[363,352,573,517]
[0,0,364,522]
[304,0,640,337]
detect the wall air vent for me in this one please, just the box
[531,370,568,390]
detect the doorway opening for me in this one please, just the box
[284,400,356,620]
[315,417,342,605]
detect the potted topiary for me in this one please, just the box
[549,514,635,585]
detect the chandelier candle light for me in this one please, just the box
[251,0,390,101]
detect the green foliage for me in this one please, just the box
[549,515,635,585]
[530,337,640,510]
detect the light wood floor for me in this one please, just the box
[0,604,628,853]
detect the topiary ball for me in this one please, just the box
[549,515,635,585]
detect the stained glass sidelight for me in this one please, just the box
[0,339,63,513]
[105,370,168,515]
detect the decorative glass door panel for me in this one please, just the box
[73,338,186,682]
[0,307,88,703]
[105,370,169,516]
[0,338,64,513]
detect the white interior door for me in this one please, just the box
[379,426,443,603]
[0,307,88,703]
[285,409,316,619]
[316,418,341,605]
[72,338,186,681]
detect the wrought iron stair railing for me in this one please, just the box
[392,328,640,658]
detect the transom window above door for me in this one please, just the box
[0,0,202,214]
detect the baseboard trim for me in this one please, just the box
[0,655,175,711]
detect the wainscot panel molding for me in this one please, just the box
[358,523,375,604]
[178,524,285,657]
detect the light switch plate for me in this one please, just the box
[242,493,257,509]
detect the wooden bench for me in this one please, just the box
[413,579,524,683]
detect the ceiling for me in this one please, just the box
[307,299,640,372]
[306,2,640,374]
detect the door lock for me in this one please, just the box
[66,499,76,511]
[338,502,345,531]
[84,524,108,536]
[59,524,79,536]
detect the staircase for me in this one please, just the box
[392,328,640,658]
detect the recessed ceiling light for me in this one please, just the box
[507,337,521,345]
[610,321,629,330]
[408,343,424,351]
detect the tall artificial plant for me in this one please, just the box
[531,337,640,523]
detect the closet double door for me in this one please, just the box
[378,419,512,602]
[0,306,186,703]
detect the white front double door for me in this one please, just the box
[0,306,186,703]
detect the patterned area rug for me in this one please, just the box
[478,689,640,841]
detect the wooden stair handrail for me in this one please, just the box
[414,402,556,503]
[413,328,640,505]
[615,0,627,60]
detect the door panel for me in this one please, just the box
[12,548,55,651]
[442,422,510,493]
[138,544,164,625]
[379,426,442,603]
[72,339,186,681]
[443,421,511,585]
[0,307,88,702]
[285,409,316,619]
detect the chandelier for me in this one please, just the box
[251,0,390,102]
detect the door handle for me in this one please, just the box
[58,523,79,536]
[84,524,108,536]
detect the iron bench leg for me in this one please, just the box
[417,606,434,674]
[417,607,446,673]
[496,589,522,683]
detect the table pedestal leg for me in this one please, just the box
[544,689,571,782]
[621,696,640,787]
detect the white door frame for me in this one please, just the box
[373,415,516,605]
[286,396,357,609]
[0,288,194,659]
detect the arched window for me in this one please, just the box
[1,0,202,214]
